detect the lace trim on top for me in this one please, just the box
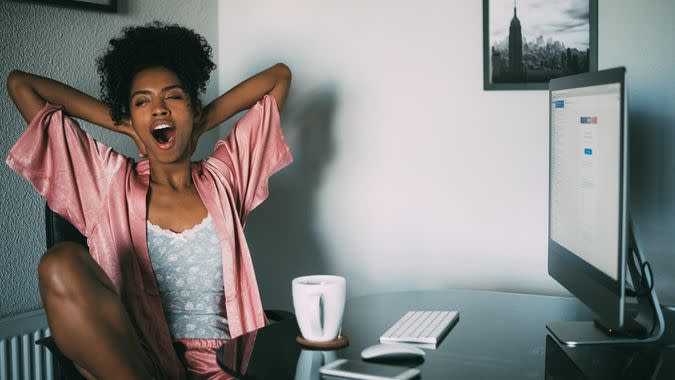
[147,214,211,240]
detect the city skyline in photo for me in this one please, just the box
[488,0,591,84]
[489,0,590,50]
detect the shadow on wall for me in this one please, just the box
[629,108,675,306]
[246,85,338,311]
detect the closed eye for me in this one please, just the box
[166,91,185,100]
[134,98,149,107]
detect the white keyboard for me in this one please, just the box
[380,311,459,346]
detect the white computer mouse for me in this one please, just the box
[360,343,426,360]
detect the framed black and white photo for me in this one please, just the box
[483,0,597,90]
[19,0,117,13]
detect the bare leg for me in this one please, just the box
[38,242,157,380]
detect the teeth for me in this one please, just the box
[153,124,172,131]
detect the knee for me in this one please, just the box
[38,242,89,298]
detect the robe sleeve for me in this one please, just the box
[209,94,293,221]
[6,103,127,237]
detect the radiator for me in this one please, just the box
[0,310,54,380]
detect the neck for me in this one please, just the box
[148,157,193,191]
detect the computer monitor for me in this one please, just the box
[547,67,665,345]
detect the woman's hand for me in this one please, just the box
[117,119,147,158]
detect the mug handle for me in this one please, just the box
[308,293,323,338]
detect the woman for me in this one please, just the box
[6,21,292,379]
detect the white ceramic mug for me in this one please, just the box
[294,349,338,380]
[292,275,346,342]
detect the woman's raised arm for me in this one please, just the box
[7,70,146,155]
[197,63,292,134]
[7,70,119,130]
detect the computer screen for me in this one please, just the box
[550,82,622,280]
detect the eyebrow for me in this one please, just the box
[130,84,184,99]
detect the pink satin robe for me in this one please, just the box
[6,95,292,379]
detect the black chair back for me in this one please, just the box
[45,206,87,248]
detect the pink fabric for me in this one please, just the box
[175,333,257,380]
[6,95,292,379]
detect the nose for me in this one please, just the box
[152,99,170,117]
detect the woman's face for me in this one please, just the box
[128,66,199,164]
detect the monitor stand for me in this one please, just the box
[547,224,667,346]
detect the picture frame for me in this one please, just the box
[483,0,598,91]
[18,0,117,13]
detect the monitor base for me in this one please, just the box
[548,321,653,346]
[548,221,668,347]
[548,304,675,346]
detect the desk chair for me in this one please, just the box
[37,205,292,379]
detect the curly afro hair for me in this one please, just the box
[96,21,216,124]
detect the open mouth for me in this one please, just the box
[151,124,177,149]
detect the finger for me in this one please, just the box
[132,136,147,157]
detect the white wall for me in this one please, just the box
[220,0,675,311]
[0,0,219,317]
[219,0,558,311]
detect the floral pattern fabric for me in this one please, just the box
[147,215,230,339]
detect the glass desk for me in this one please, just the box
[217,290,675,379]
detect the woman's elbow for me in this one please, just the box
[7,70,24,93]
[6,70,33,98]
[275,63,292,81]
